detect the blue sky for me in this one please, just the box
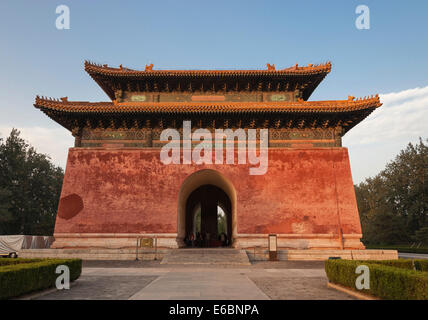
[0,0,427,182]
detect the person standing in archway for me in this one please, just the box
[206,232,211,247]
[189,232,195,247]
[196,232,202,247]
[220,232,227,247]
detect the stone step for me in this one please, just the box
[160,248,251,265]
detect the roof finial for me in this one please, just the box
[145,63,154,71]
[60,97,68,102]
[266,63,275,71]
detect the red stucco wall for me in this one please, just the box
[54,147,362,238]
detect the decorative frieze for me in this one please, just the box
[117,91,295,103]
[77,127,342,148]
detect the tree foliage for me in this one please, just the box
[0,129,64,235]
[355,138,428,245]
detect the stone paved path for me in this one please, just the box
[38,275,157,300]
[399,252,428,260]
[250,276,354,300]
[129,269,268,300]
[33,261,355,300]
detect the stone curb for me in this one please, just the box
[327,282,379,300]
[14,281,77,300]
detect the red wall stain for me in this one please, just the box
[57,193,84,220]
[55,148,362,236]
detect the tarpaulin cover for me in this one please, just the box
[0,235,54,253]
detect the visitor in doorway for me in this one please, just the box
[206,232,211,247]
[196,232,202,247]
[220,232,227,247]
[189,232,195,247]
[201,232,207,247]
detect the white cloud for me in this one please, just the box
[0,126,74,169]
[344,85,428,183]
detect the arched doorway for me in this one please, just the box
[177,169,237,247]
[184,185,232,247]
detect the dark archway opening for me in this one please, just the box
[184,184,232,247]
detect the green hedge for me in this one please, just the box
[358,259,415,270]
[325,259,428,300]
[0,259,82,300]
[357,259,428,272]
[414,260,428,272]
[0,258,44,267]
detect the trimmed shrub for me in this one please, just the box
[414,260,428,272]
[0,258,82,300]
[357,259,415,270]
[325,259,428,300]
[0,258,44,267]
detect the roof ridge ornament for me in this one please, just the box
[266,63,275,71]
[145,63,154,72]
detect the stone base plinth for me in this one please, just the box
[51,233,365,251]
[246,249,398,261]
[234,233,365,250]
[19,247,397,261]
[51,233,179,249]
[19,248,168,261]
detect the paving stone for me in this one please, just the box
[129,270,269,300]
[249,276,356,300]
[35,260,356,300]
[36,275,157,300]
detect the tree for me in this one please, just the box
[355,138,428,245]
[0,129,64,235]
[413,227,428,245]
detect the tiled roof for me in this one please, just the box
[34,95,381,114]
[84,61,333,101]
[84,61,332,77]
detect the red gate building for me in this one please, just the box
[35,61,382,251]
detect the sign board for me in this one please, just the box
[131,95,147,102]
[139,238,154,248]
[268,234,277,251]
[268,234,278,261]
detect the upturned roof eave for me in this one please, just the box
[34,95,382,114]
[84,61,332,101]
